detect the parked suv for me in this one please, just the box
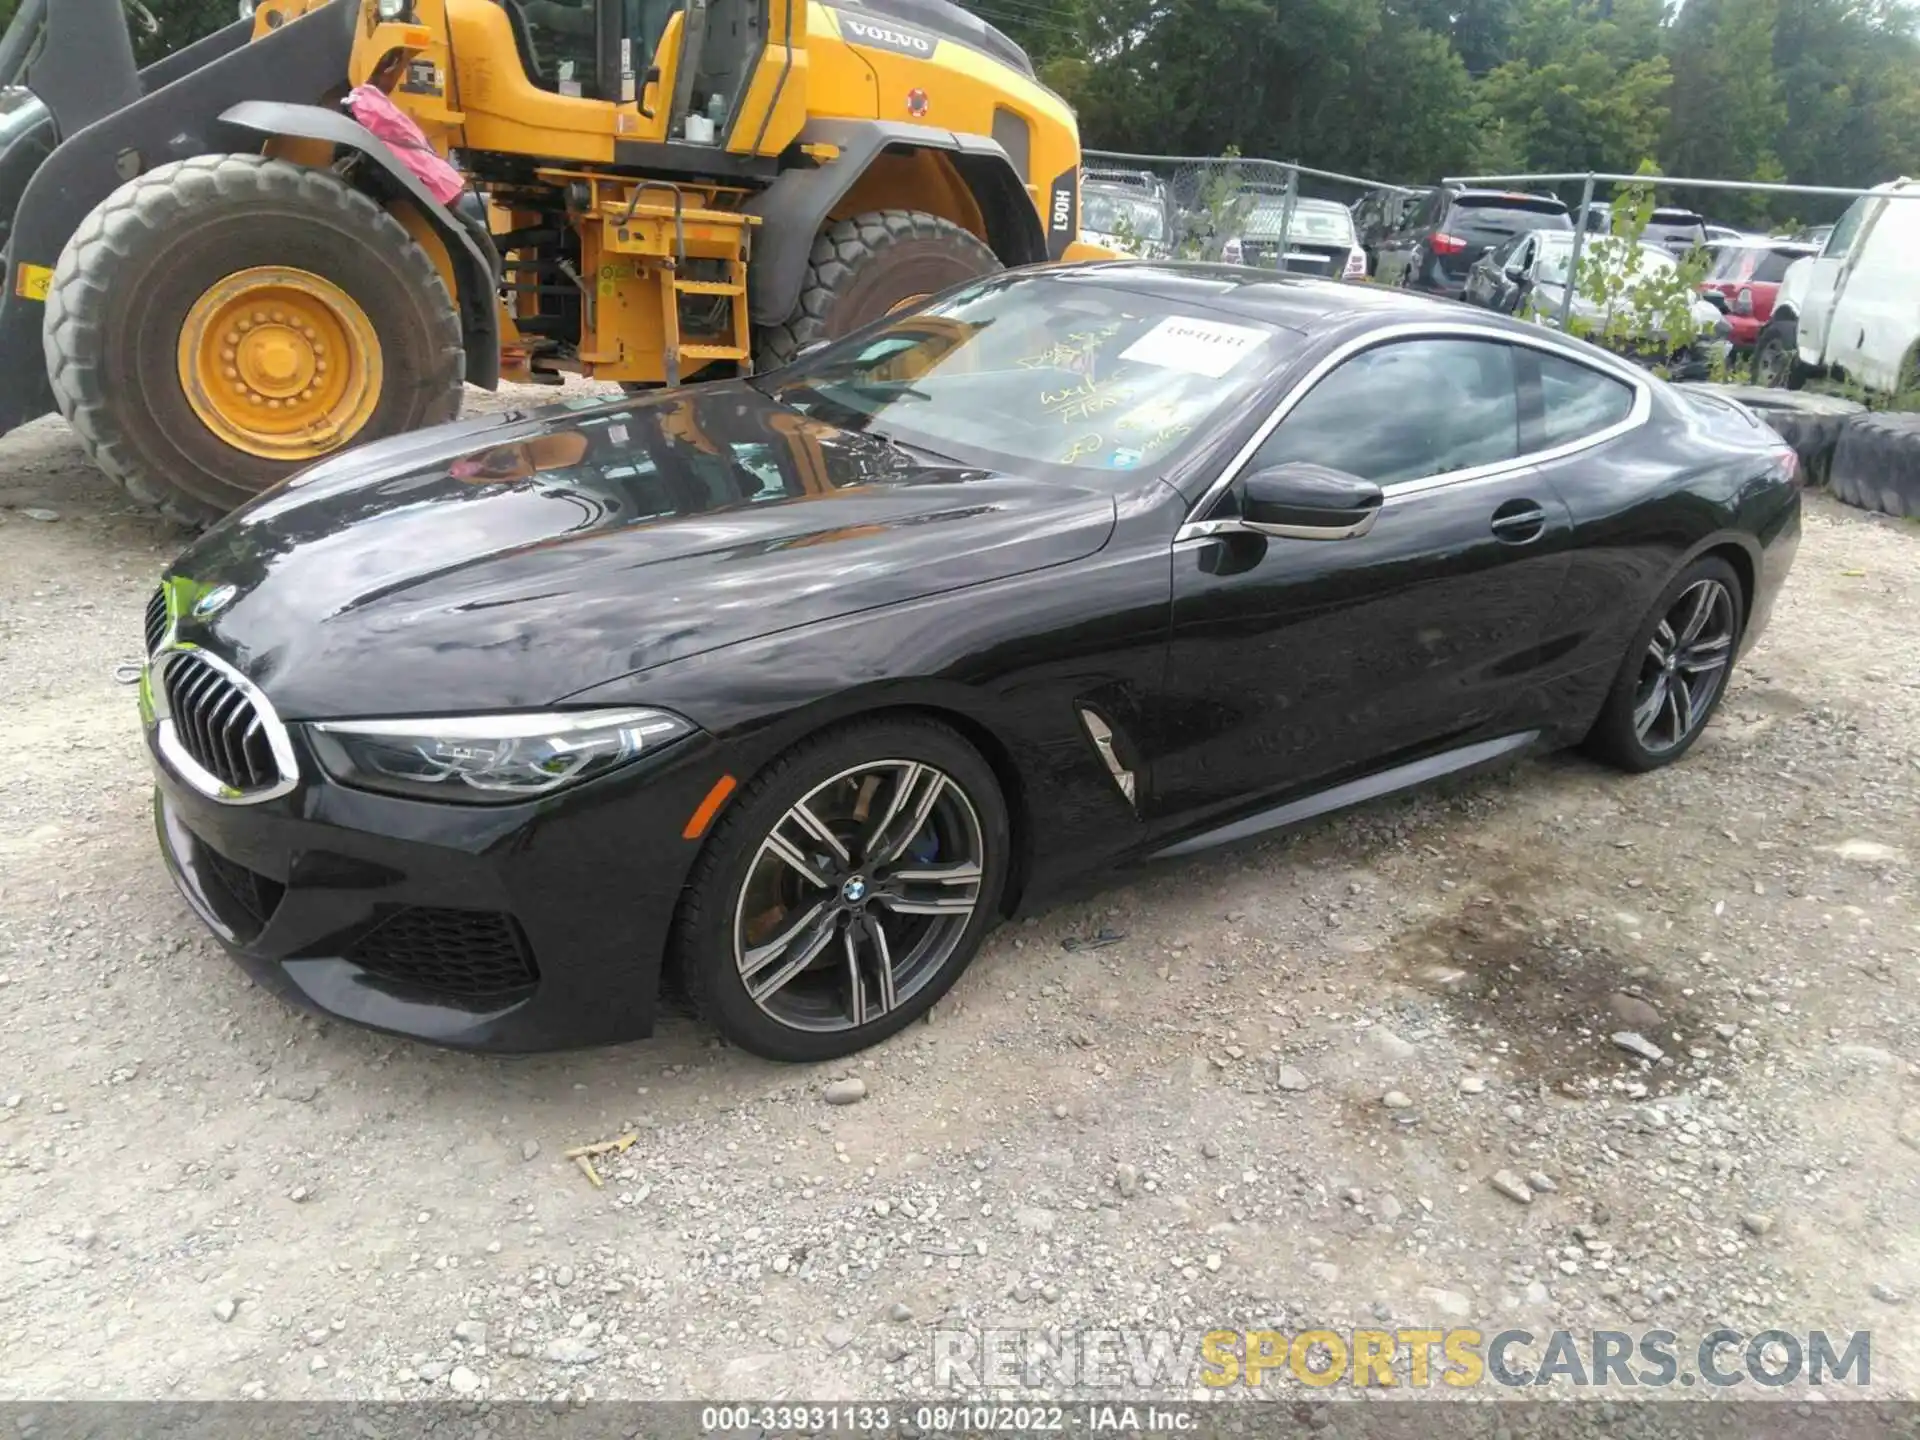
[1352,186,1425,275]
[1582,202,1710,257]
[1642,207,1710,256]
[1375,187,1572,298]
[1696,238,1819,351]
[1079,167,1176,259]
[1221,196,1367,279]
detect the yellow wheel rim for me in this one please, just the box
[177,267,383,463]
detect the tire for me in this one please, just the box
[1829,411,1920,520]
[1750,319,1805,391]
[671,717,1011,1062]
[1584,556,1746,774]
[754,210,1000,371]
[45,154,465,529]
[1674,381,1865,488]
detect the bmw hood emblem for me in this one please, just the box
[193,584,238,619]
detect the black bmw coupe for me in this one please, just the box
[141,263,1801,1061]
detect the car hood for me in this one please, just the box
[167,384,1117,719]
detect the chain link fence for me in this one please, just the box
[1079,150,1416,279]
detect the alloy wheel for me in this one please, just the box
[732,759,986,1034]
[1632,579,1735,754]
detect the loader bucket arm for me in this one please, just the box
[3,0,142,138]
[0,0,354,440]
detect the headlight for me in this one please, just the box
[308,708,694,803]
[376,0,411,19]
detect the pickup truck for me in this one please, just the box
[1755,178,1920,396]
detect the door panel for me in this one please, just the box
[1149,471,1573,822]
[1798,197,1870,364]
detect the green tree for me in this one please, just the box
[1661,0,1786,225]
[1474,0,1672,175]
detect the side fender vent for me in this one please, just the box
[1079,707,1137,808]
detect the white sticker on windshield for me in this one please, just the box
[1120,315,1268,378]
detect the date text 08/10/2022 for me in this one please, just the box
[699,1406,1195,1433]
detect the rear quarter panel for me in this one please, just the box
[1527,386,1796,739]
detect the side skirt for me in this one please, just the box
[1149,730,1540,861]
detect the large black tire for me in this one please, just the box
[44,154,465,529]
[1584,555,1746,775]
[1829,411,1920,519]
[1674,381,1865,488]
[670,717,1010,1062]
[1750,318,1806,391]
[754,210,1000,371]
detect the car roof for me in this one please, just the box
[1715,237,1818,252]
[1448,187,1569,207]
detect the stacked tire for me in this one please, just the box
[1676,382,1865,489]
[1830,411,1920,519]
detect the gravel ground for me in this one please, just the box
[1,389,1917,1406]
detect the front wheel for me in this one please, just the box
[1584,557,1745,774]
[672,718,1010,1062]
[45,154,465,528]
[1750,320,1803,390]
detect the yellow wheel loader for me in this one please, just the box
[0,0,1089,525]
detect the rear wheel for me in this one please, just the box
[754,210,1000,371]
[671,718,1009,1062]
[1584,556,1745,774]
[45,154,465,528]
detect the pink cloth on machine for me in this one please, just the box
[346,84,466,206]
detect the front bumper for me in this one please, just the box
[148,723,721,1052]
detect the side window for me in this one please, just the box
[1251,338,1521,486]
[1533,351,1635,449]
[1822,199,1869,260]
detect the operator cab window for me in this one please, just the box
[504,0,603,96]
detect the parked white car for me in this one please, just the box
[1757,177,1920,394]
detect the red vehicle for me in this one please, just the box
[1699,240,1819,349]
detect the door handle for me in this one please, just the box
[1490,499,1548,544]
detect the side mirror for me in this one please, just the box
[1239,462,1383,540]
[1505,260,1528,279]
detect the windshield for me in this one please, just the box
[1082,189,1166,242]
[753,274,1285,478]
[1537,236,1675,288]
[1244,203,1355,244]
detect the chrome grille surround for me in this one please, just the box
[151,647,299,804]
